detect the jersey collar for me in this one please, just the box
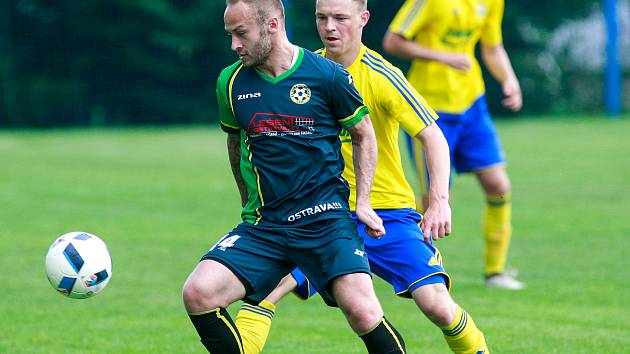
[346,45,368,72]
[317,44,368,72]
[254,46,304,84]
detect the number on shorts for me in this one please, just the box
[210,234,241,251]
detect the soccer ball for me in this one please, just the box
[45,231,112,299]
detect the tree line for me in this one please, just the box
[0,0,617,128]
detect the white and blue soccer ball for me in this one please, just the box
[45,232,112,299]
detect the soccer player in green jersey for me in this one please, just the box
[233,0,490,353]
[182,1,407,353]
[383,0,525,289]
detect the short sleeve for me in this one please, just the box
[481,0,504,46]
[329,65,369,129]
[382,67,438,136]
[388,0,432,40]
[216,65,242,134]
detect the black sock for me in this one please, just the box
[359,317,406,354]
[188,308,243,354]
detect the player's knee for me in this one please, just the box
[336,285,384,331]
[182,277,226,312]
[480,179,509,196]
[422,301,455,327]
[344,300,384,333]
[488,181,511,196]
[413,284,456,327]
[478,167,511,195]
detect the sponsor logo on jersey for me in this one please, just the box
[287,202,343,222]
[248,113,315,137]
[354,249,365,257]
[237,92,262,100]
[290,83,311,104]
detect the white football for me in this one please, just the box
[45,232,112,299]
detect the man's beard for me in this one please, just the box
[244,30,273,67]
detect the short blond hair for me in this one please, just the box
[353,0,367,11]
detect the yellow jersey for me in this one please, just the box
[388,0,504,114]
[319,45,437,210]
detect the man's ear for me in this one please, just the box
[268,17,280,34]
[360,10,370,28]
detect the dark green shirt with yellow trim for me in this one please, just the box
[216,47,369,226]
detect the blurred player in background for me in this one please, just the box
[182,0,408,353]
[233,0,490,353]
[383,0,525,289]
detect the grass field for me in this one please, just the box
[1,116,629,353]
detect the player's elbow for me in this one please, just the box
[382,31,397,56]
[416,122,444,145]
[481,43,503,60]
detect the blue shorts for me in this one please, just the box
[292,209,450,299]
[408,96,505,174]
[358,209,450,297]
[202,218,370,307]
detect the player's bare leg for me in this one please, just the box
[264,273,297,304]
[412,283,489,353]
[183,260,247,353]
[475,165,525,290]
[332,273,406,353]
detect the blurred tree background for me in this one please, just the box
[0,0,627,128]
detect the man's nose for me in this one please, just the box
[325,19,336,32]
[231,36,242,52]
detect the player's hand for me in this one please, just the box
[443,53,471,72]
[421,199,452,244]
[355,205,385,239]
[501,78,522,111]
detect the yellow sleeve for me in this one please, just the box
[382,67,438,137]
[481,0,504,46]
[388,0,432,39]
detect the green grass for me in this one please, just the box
[1,116,629,353]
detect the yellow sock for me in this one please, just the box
[483,193,512,275]
[441,306,489,354]
[235,300,276,354]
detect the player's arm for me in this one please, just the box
[414,123,452,242]
[379,58,451,241]
[330,65,384,238]
[382,32,471,72]
[217,63,247,206]
[479,0,521,111]
[226,133,247,207]
[346,115,385,239]
[481,43,522,111]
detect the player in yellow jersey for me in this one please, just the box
[232,0,490,353]
[383,0,525,289]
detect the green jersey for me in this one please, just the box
[216,48,369,226]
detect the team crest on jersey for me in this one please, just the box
[290,83,311,104]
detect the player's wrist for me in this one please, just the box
[355,198,372,210]
[428,191,449,203]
